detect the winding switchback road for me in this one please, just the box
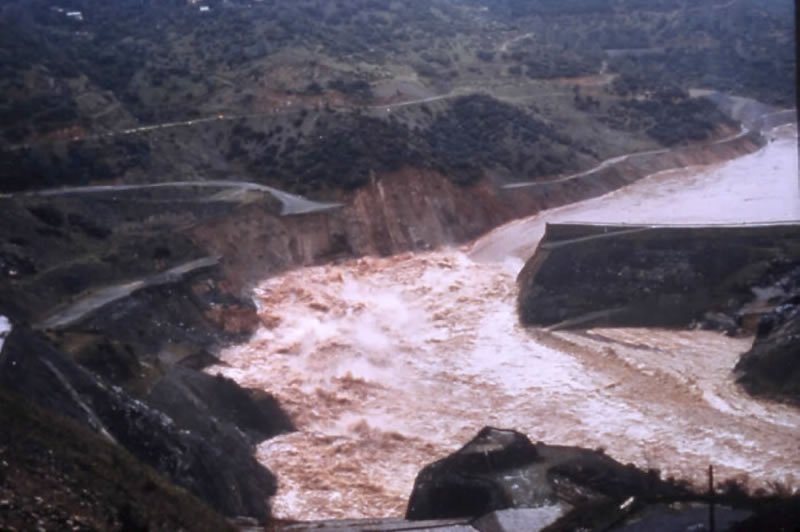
[504,128,746,190]
[2,81,561,154]
[35,257,220,331]
[12,180,343,216]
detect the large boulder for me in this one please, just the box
[406,428,542,520]
[406,427,689,522]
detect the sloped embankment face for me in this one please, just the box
[517,223,800,329]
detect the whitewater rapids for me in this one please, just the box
[210,125,800,520]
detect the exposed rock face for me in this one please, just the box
[0,195,294,518]
[517,223,800,329]
[58,271,261,387]
[735,267,800,404]
[0,326,282,519]
[0,191,289,521]
[148,367,294,445]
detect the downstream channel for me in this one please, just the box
[209,124,799,520]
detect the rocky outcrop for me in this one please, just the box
[148,366,294,445]
[517,223,800,329]
[279,427,798,531]
[56,269,260,381]
[0,388,236,532]
[0,325,283,519]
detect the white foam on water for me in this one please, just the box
[210,127,800,520]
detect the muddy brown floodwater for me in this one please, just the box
[209,125,800,520]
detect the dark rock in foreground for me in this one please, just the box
[406,427,687,522]
[517,223,800,330]
[393,427,800,532]
[0,325,281,519]
[406,427,544,520]
[276,517,476,531]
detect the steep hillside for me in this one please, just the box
[0,0,791,196]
